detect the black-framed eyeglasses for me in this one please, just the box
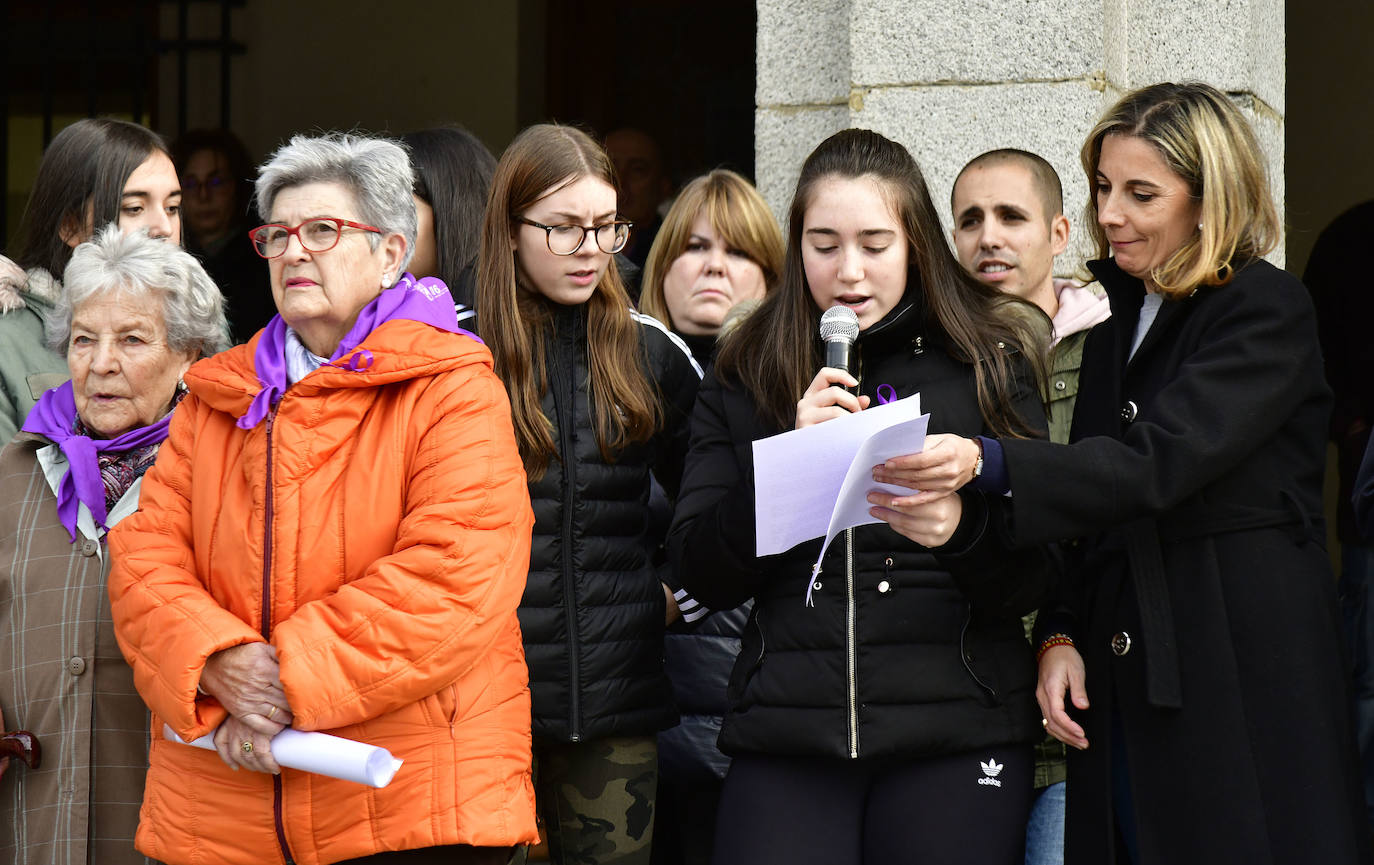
[516,217,632,256]
[248,217,382,259]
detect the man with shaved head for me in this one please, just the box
[951,148,1110,444]
[951,149,1111,865]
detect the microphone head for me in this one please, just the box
[819,305,860,344]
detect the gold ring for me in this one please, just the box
[266,705,277,720]
[241,741,254,754]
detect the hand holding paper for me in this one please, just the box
[866,484,963,548]
[166,724,403,788]
[751,392,929,602]
[871,432,984,497]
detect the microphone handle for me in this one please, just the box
[825,340,857,395]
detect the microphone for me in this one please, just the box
[819,305,860,379]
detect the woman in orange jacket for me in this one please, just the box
[108,132,538,865]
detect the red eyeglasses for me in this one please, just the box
[249,217,381,259]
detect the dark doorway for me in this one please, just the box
[534,0,757,186]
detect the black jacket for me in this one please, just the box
[669,297,1052,762]
[1359,435,1374,541]
[652,334,752,785]
[657,601,751,783]
[469,301,701,742]
[1004,258,1370,865]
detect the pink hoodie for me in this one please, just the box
[1051,277,1111,348]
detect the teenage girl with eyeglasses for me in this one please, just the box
[472,123,701,865]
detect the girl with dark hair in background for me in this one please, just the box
[401,126,498,309]
[474,123,701,865]
[1,117,182,443]
[670,128,1053,865]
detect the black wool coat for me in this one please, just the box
[671,298,1054,762]
[1002,258,1371,865]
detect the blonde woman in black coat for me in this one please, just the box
[886,82,1371,865]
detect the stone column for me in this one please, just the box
[755,0,1284,270]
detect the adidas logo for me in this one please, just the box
[977,758,1003,787]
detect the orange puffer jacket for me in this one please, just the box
[108,319,538,865]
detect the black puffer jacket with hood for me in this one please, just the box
[468,298,703,742]
[670,294,1052,761]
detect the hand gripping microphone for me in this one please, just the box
[819,305,861,384]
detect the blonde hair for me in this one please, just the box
[640,170,784,332]
[1081,82,1280,298]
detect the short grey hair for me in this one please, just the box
[255,132,416,272]
[50,224,231,358]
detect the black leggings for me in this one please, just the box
[712,745,1033,865]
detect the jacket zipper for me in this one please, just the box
[846,357,863,759]
[554,321,583,742]
[845,528,858,758]
[262,410,295,865]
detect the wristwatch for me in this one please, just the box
[971,437,984,479]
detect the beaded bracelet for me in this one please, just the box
[1037,633,1076,663]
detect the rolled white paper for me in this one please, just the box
[164,724,404,788]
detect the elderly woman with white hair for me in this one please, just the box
[107,132,538,865]
[0,224,229,865]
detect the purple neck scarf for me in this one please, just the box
[21,380,175,542]
[237,272,472,429]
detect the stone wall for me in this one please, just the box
[755,0,1285,273]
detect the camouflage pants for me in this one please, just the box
[533,736,658,865]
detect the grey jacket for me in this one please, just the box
[0,261,68,444]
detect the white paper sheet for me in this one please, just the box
[164,724,404,788]
[753,393,931,604]
[752,393,924,559]
[812,411,930,580]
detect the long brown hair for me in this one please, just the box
[1081,81,1280,298]
[476,123,659,479]
[716,128,1048,436]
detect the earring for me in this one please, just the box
[381,273,392,288]
[1197,222,1204,231]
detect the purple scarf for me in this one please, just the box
[237,273,473,429]
[21,380,174,542]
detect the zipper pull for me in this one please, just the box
[806,562,823,607]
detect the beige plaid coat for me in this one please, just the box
[0,433,154,865]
